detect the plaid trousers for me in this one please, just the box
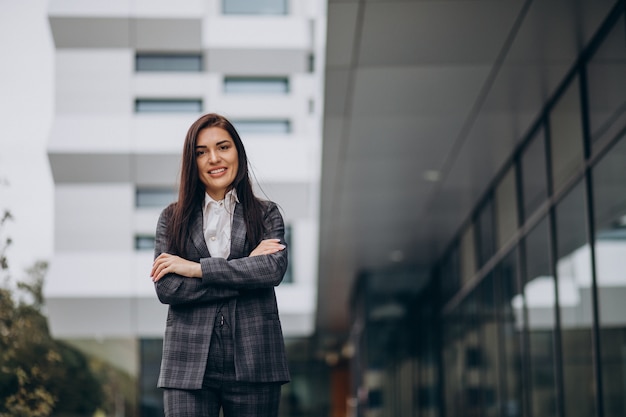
[163,307,282,417]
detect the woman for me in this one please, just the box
[150,113,290,417]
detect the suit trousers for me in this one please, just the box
[163,308,281,417]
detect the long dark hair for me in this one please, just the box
[168,113,265,255]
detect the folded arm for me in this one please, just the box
[152,206,240,306]
[199,202,288,290]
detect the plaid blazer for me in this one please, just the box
[154,200,290,389]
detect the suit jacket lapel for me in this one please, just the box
[229,203,247,260]
[190,205,211,258]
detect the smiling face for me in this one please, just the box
[195,127,239,200]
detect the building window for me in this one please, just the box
[440,243,460,303]
[135,99,202,113]
[135,53,202,72]
[475,198,495,269]
[223,0,287,15]
[136,188,177,208]
[224,77,289,94]
[495,166,518,249]
[233,119,291,135]
[523,216,558,417]
[140,339,164,416]
[554,180,595,417]
[549,76,585,193]
[460,224,476,286]
[521,128,548,222]
[586,15,626,154]
[592,133,626,416]
[135,235,156,251]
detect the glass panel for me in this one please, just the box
[495,167,519,249]
[549,77,585,192]
[554,181,595,417]
[523,217,557,417]
[521,129,548,221]
[443,315,464,417]
[416,289,439,417]
[224,77,289,94]
[496,248,525,417]
[223,0,287,15]
[461,225,477,286]
[233,120,291,135]
[135,235,155,251]
[444,294,484,416]
[592,133,626,416]
[441,243,461,303]
[136,188,177,208]
[140,338,164,416]
[462,293,483,416]
[135,99,202,113]
[135,54,202,72]
[586,18,626,153]
[477,274,499,417]
[476,199,495,268]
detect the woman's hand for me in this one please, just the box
[151,253,202,282]
[249,239,286,257]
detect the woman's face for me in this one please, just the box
[195,127,239,200]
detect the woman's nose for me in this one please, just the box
[208,150,219,163]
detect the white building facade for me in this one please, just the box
[45,0,324,410]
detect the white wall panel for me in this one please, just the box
[245,139,316,182]
[49,115,132,151]
[54,183,134,251]
[55,49,133,114]
[205,17,310,49]
[49,0,131,17]
[133,73,210,98]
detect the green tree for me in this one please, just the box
[0,211,104,416]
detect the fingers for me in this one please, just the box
[151,253,174,282]
[151,254,202,281]
[250,239,286,257]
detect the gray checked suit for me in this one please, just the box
[154,200,290,389]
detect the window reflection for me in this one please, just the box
[495,167,518,249]
[477,274,498,417]
[554,181,595,417]
[549,77,585,193]
[586,17,626,153]
[592,133,626,416]
[521,129,548,222]
[523,217,557,417]
[441,243,461,303]
[461,225,477,286]
[497,249,525,417]
[476,199,495,269]
[443,294,484,417]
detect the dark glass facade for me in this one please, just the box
[438,6,626,417]
[347,3,626,417]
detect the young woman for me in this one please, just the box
[150,113,290,417]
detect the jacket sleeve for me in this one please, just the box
[199,202,288,290]
[153,205,240,306]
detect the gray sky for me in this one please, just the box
[0,0,54,276]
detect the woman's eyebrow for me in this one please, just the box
[195,140,231,149]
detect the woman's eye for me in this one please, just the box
[196,151,205,157]
[219,145,230,151]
